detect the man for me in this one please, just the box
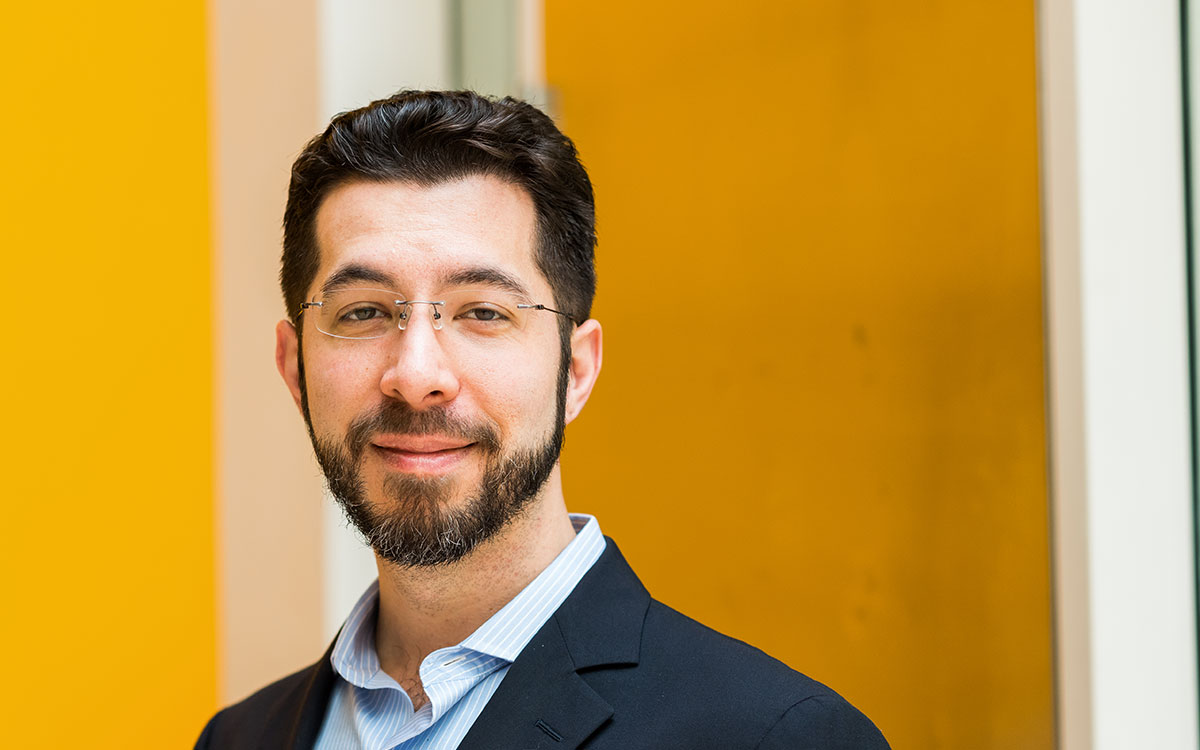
[197,90,889,749]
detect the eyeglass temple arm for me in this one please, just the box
[518,303,582,326]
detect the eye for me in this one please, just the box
[339,304,389,322]
[459,305,510,323]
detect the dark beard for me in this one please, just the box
[298,336,570,567]
[311,401,563,567]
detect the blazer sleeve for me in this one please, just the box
[754,694,890,750]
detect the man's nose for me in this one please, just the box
[378,304,461,407]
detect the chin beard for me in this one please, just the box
[307,390,566,567]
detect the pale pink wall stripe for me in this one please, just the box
[209,0,326,704]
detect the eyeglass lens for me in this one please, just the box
[312,288,538,341]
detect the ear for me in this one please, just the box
[563,319,603,425]
[275,319,305,413]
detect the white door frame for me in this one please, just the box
[1040,1,1198,748]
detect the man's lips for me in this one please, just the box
[370,435,476,474]
[371,434,474,453]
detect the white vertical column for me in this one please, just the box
[318,0,451,121]
[1041,1,1198,749]
[315,0,454,641]
[315,0,543,639]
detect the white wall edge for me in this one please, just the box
[1041,1,1198,749]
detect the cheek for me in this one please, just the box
[303,349,382,430]
[475,353,561,436]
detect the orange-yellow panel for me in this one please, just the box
[0,2,216,747]
[548,3,1052,748]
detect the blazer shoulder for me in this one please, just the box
[643,598,836,702]
[194,661,327,750]
[756,694,891,749]
[637,599,888,745]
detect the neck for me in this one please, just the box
[371,473,576,684]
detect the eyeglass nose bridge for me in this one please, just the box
[395,300,446,331]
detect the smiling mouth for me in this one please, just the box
[370,439,476,475]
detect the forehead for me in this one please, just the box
[311,175,542,296]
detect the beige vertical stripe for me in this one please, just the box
[210,0,327,703]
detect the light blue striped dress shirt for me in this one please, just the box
[314,514,606,750]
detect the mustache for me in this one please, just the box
[344,401,501,460]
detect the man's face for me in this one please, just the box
[279,176,576,567]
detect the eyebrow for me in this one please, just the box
[442,267,533,299]
[320,264,397,295]
[318,262,535,299]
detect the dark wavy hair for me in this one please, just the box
[281,90,597,337]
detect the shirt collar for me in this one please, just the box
[329,514,605,688]
[461,514,604,661]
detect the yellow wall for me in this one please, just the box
[548,3,1052,748]
[0,2,216,746]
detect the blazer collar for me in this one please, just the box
[273,538,650,750]
[456,537,651,750]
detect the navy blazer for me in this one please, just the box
[196,540,889,749]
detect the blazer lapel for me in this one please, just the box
[457,539,651,750]
[252,638,338,750]
[457,617,612,750]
